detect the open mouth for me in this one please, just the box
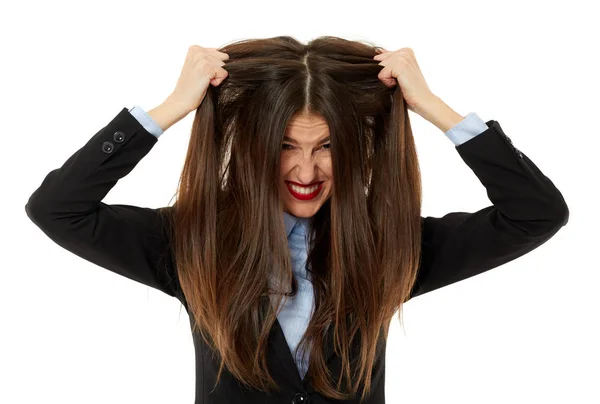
[285,181,324,201]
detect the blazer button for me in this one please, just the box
[505,135,512,144]
[102,141,114,154]
[292,392,309,403]
[113,130,125,143]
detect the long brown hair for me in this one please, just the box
[160,35,422,402]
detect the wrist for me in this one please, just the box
[418,95,464,133]
[147,98,190,132]
[163,95,194,116]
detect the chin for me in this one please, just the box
[283,196,330,218]
[286,208,316,218]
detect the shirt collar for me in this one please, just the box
[283,211,311,238]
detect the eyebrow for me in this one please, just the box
[283,136,330,145]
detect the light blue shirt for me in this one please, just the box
[127,104,489,379]
[280,212,313,379]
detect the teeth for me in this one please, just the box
[289,183,319,194]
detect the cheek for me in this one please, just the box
[321,157,333,177]
[279,154,293,169]
[279,161,292,182]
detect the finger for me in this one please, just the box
[209,65,228,79]
[205,53,229,66]
[204,47,229,60]
[212,50,230,60]
[373,51,394,61]
[211,67,229,85]
[377,65,397,88]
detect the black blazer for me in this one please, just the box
[25,107,569,403]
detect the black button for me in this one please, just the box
[102,141,114,154]
[505,135,512,144]
[292,392,309,404]
[113,131,125,143]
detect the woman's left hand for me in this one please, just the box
[373,47,435,114]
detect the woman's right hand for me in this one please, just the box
[167,45,229,114]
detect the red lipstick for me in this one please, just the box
[285,181,324,201]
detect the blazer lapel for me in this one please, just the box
[268,317,305,386]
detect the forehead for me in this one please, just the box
[285,113,329,143]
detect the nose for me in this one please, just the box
[295,154,320,184]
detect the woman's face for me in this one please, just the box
[280,112,333,218]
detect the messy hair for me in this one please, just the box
[162,35,422,402]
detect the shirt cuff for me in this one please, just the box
[445,112,488,146]
[128,105,164,138]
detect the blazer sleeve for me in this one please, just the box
[25,107,181,300]
[408,119,569,301]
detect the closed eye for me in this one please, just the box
[282,143,331,151]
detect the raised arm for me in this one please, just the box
[408,118,569,300]
[25,103,186,299]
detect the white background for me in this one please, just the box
[3,0,597,403]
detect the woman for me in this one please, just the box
[25,36,569,403]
